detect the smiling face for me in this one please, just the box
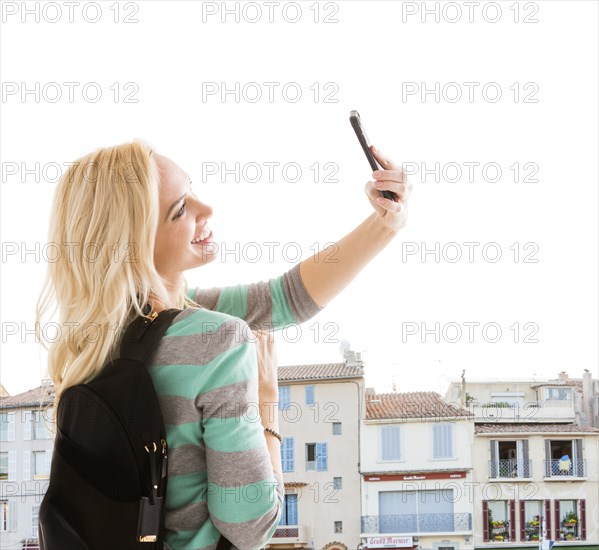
[153,153,217,284]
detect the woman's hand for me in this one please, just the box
[364,145,412,233]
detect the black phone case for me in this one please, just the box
[349,110,397,202]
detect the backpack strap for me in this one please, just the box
[120,308,182,363]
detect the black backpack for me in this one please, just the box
[38,309,233,550]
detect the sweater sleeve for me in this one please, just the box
[195,317,284,549]
[187,263,322,332]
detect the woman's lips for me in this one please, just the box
[191,231,213,245]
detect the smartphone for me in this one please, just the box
[349,110,398,202]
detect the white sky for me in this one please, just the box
[1,0,598,397]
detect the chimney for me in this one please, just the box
[558,371,569,381]
[365,387,376,401]
[41,378,53,388]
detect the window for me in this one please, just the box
[378,489,455,534]
[305,385,315,406]
[306,443,327,471]
[32,410,50,439]
[33,451,49,479]
[488,500,511,542]
[545,439,584,476]
[0,413,15,442]
[432,424,454,459]
[31,505,40,537]
[281,438,294,472]
[380,425,401,461]
[523,500,542,542]
[558,500,579,541]
[490,440,531,478]
[332,422,342,435]
[279,386,291,410]
[0,501,8,532]
[545,387,572,401]
[279,494,298,526]
[334,521,342,533]
[333,477,342,490]
[0,453,7,480]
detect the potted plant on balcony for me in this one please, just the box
[562,511,577,527]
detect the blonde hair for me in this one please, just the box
[36,140,197,412]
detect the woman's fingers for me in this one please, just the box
[371,145,400,171]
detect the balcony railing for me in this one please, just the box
[468,400,574,422]
[489,459,532,478]
[271,524,308,543]
[544,459,586,477]
[361,513,472,535]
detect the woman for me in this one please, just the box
[36,140,411,549]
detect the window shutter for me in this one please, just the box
[509,500,516,541]
[482,500,489,542]
[490,440,497,477]
[544,499,551,539]
[305,385,315,406]
[522,439,530,476]
[23,451,31,481]
[580,499,586,540]
[575,439,583,475]
[316,443,327,471]
[519,500,526,541]
[8,451,16,482]
[544,439,551,476]
[7,413,16,441]
[9,500,17,532]
[23,411,32,441]
[554,500,560,541]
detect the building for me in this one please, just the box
[266,352,365,550]
[0,381,55,550]
[360,390,475,550]
[445,372,599,549]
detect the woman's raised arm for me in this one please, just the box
[299,146,412,308]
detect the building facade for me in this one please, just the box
[266,357,365,550]
[360,390,475,550]
[0,382,54,550]
[445,372,599,549]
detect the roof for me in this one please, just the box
[277,362,364,382]
[0,385,55,409]
[530,380,583,390]
[475,423,599,435]
[366,391,473,421]
[284,481,308,488]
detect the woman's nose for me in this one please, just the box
[196,200,213,220]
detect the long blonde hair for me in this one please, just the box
[36,140,195,411]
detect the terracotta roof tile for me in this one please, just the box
[0,385,55,409]
[475,423,599,434]
[366,391,473,420]
[277,363,364,382]
[284,481,308,488]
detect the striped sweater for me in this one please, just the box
[145,264,322,550]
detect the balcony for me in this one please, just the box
[469,400,574,422]
[489,459,532,479]
[544,459,586,478]
[361,513,472,535]
[270,524,308,545]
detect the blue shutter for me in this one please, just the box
[433,424,453,458]
[305,385,315,406]
[316,443,328,471]
[281,437,294,472]
[381,426,401,460]
[280,494,298,526]
[279,386,290,410]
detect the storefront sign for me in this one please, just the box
[365,471,466,482]
[366,536,413,548]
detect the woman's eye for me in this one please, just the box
[174,202,186,220]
